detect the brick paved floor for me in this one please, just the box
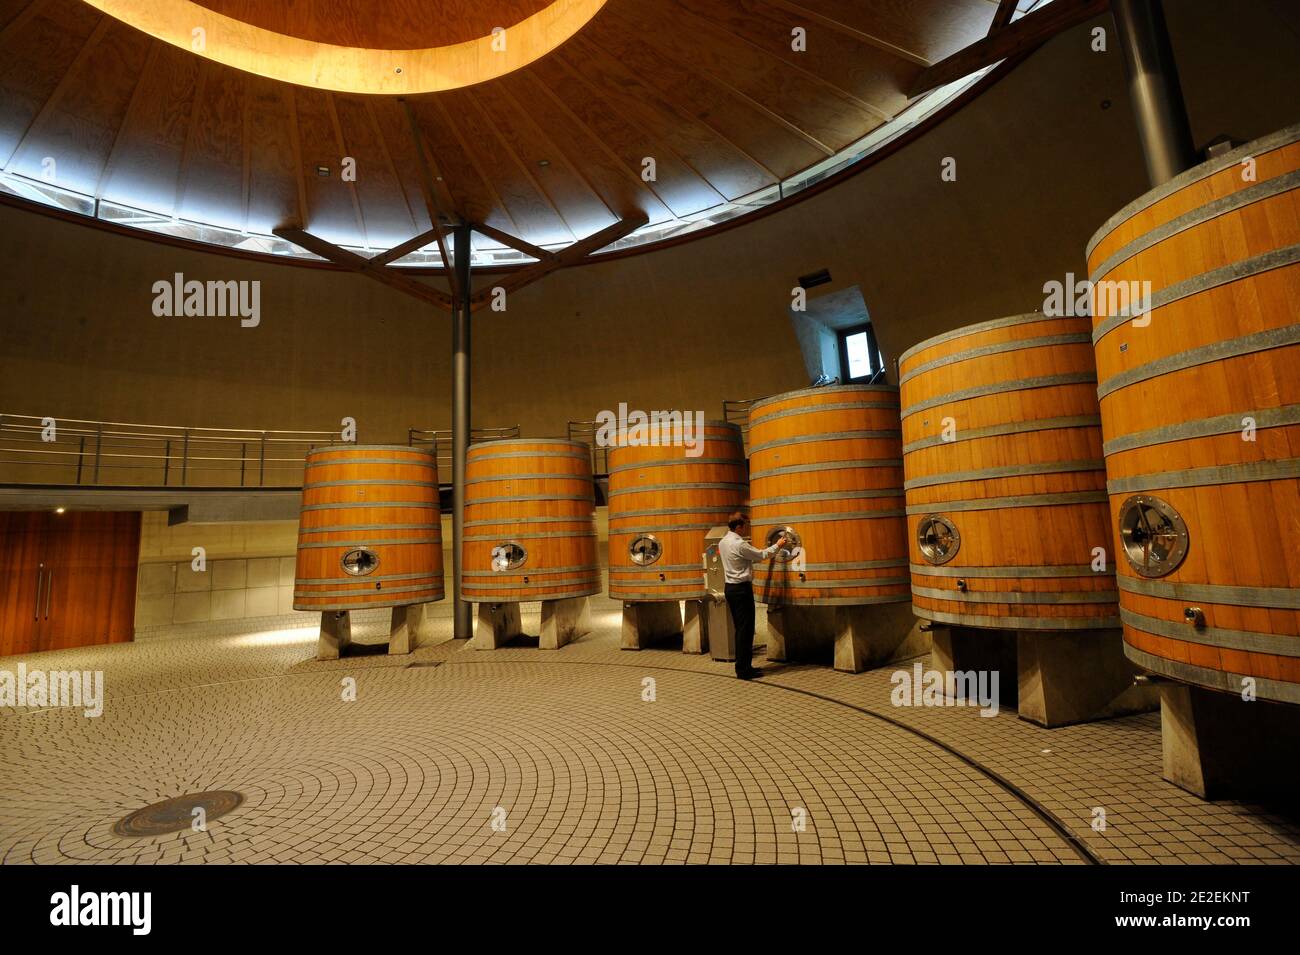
[1,595,1296,865]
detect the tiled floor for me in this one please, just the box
[1,596,1296,865]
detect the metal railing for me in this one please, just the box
[567,420,610,478]
[408,426,520,477]
[0,413,343,487]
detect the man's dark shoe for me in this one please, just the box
[738,667,763,680]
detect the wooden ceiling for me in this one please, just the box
[0,0,1025,254]
[190,0,557,49]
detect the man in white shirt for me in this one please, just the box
[718,511,787,679]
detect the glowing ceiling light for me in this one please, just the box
[80,0,608,95]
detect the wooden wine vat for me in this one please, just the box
[898,313,1118,631]
[748,384,910,606]
[1088,122,1300,709]
[462,438,600,603]
[747,384,919,673]
[294,445,443,612]
[608,421,746,601]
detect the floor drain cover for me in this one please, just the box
[406,661,443,669]
[112,790,243,838]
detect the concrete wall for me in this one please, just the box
[133,508,613,638]
[789,309,836,383]
[133,512,302,635]
[1,0,1297,445]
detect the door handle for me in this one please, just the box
[34,565,44,621]
[44,569,53,619]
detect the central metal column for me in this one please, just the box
[452,225,473,639]
[1112,0,1197,186]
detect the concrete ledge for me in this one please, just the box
[1160,682,1300,799]
[932,625,1158,727]
[766,603,926,673]
[540,595,592,650]
[621,602,683,650]
[0,484,303,522]
[472,602,524,649]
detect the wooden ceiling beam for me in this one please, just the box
[173,60,210,218]
[548,50,731,207]
[400,99,461,299]
[657,0,893,124]
[0,0,48,50]
[3,15,111,170]
[523,69,683,218]
[364,98,419,232]
[431,93,530,242]
[763,0,929,67]
[471,221,556,262]
[569,30,784,185]
[273,225,453,311]
[327,92,369,248]
[286,86,310,230]
[492,78,620,225]
[908,0,1110,97]
[989,0,1020,34]
[470,213,647,310]
[368,227,441,267]
[461,85,580,243]
[94,40,161,201]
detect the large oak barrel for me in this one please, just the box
[1087,122,1300,704]
[748,384,910,606]
[462,438,600,602]
[294,445,444,611]
[607,421,746,600]
[898,314,1118,630]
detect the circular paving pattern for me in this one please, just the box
[0,656,1080,865]
[3,612,1296,866]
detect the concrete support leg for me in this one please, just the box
[929,626,956,674]
[706,596,736,662]
[407,601,441,647]
[765,606,791,662]
[766,603,924,673]
[540,595,591,650]
[929,625,1018,708]
[682,600,709,655]
[930,623,1019,712]
[1159,682,1300,799]
[317,610,351,661]
[621,601,682,650]
[387,603,441,655]
[834,603,928,674]
[1016,629,1158,727]
[387,604,413,655]
[472,602,523,650]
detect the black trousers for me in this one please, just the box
[724,581,756,675]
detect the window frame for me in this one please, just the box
[837,322,883,383]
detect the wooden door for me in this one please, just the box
[0,512,50,656]
[39,512,141,651]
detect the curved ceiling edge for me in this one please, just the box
[80,0,608,94]
[0,55,1020,275]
